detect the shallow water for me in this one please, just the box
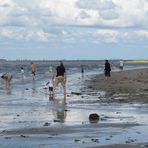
[0,61,148,147]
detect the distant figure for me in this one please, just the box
[30,62,36,80]
[46,80,54,100]
[81,65,84,77]
[104,60,111,80]
[1,73,13,88]
[49,66,53,73]
[119,60,124,70]
[53,61,66,99]
[48,65,54,80]
[20,66,24,80]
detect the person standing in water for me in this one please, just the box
[20,66,24,80]
[53,61,66,99]
[1,73,13,88]
[104,60,111,80]
[81,65,84,78]
[46,80,54,100]
[30,62,36,80]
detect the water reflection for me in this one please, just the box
[51,98,67,123]
[6,87,12,95]
[0,80,12,95]
[32,81,37,97]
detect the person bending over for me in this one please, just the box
[1,73,13,88]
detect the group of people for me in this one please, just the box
[1,60,124,99]
[1,61,67,99]
[1,62,37,88]
[46,61,66,99]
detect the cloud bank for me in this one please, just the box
[0,0,148,59]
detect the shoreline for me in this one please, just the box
[86,68,148,103]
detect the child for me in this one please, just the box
[46,80,54,100]
[20,66,24,79]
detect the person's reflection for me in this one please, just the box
[20,81,25,98]
[51,99,67,123]
[32,81,37,97]
[1,77,12,95]
[6,87,12,95]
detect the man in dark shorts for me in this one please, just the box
[53,61,66,99]
[30,62,36,80]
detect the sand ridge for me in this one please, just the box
[87,68,148,103]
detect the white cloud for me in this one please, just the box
[95,29,119,43]
[112,0,148,27]
[0,0,148,51]
[135,30,148,38]
[1,0,148,28]
[96,29,119,36]
[76,0,120,22]
[99,9,119,20]
[78,10,91,19]
[76,0,116,10]
[26,30,52,42]
[0,27,50,42]
[0,0,16,25]
[0,28,24,40]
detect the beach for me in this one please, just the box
[0,61,148,148]
[86,68,148,103]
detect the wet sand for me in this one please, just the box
[90,143,148,148]
[85,68,148,148]
[87,68,148,103]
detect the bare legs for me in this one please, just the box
[5,76,12,88]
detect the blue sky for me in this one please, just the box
[0,0,148,60]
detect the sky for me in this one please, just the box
[0,0,148,60]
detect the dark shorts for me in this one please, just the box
[32,71,36,75]
[119,66,123,70]
[105,71,110,77]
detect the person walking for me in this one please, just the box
[104,60,111,80]
[119,60,124,70]
[53,61,66,99]
[30,62,36,80]
[20,66,24,80]
[81,65,84,78]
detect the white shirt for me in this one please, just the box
[120,61,124,67]
[21,69,24,74]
